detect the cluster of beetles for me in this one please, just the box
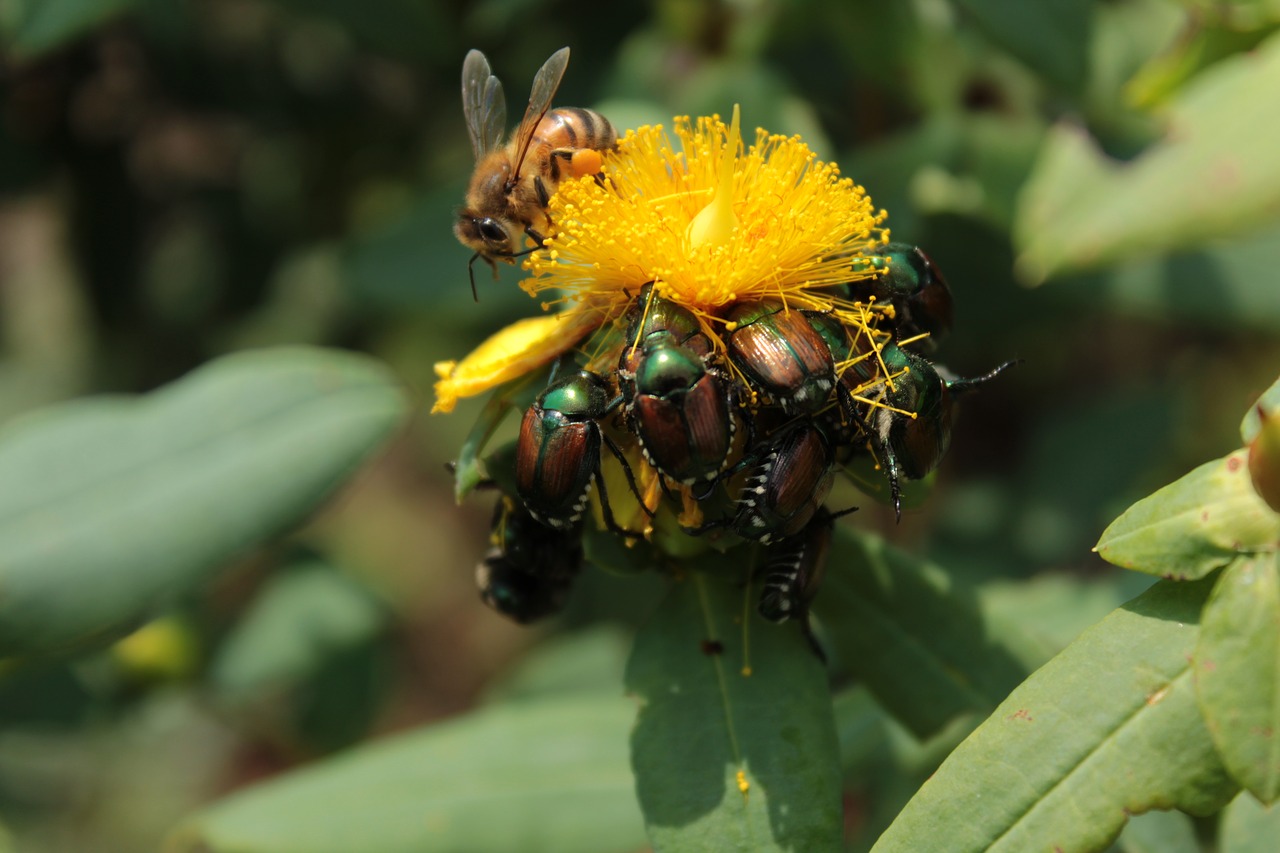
[474,244,1013,643]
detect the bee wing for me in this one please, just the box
[462,49,506,159]
[509,47,570,181]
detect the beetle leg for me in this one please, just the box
[591,457,645,539]
[545,353,579,387]
[843,402,902,522]
[885,453,903,523]
[601,433,655,522]
[827,504,859,521]
[680,516,730,537]
[689,475,719,502]
[656,472,682,506]
[796,614,828,663]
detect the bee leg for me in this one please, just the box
[467,251,499,301]
[533,175,552,208]
[562,148,605,180]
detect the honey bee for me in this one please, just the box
[456,47,617,299]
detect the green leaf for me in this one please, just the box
[1116,808,1200,853]
[812,527,1028,738]
[1126,20,1279,110]
[1242,375,1280,444]
[1065,224,1280,333]
[833,686,892,773]
[1182,1,1280,30]
[833,685,978,785]
[209,559,388,701]
[833,686,979,851]
[168,696,645,853]
[626,572,842,852]
[8,0,140,59]
[1221,792,1280,853]
[452,375,536,503]
[0,347,406,657]
[873,577,1237,853]
[1096,449,1280,579]
[482,625,632,705]
[953,0,1093,92]
[1015,31,1280,282]
[978,573,1148,671]
[1195,552,1280,803]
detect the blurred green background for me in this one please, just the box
[2,0,1279,850]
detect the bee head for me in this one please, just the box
[455,212,518,260]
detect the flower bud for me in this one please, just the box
[1247,404,1280,512]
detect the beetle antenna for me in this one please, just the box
[826,504,859,521]
[948,358,1022,397]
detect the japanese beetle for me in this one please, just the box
[626,341,735,486]
[757,509,846,660]
[758,509,833,623]
[619,282,712,376]
[731,422,838,545]
[725,301,840,414]
[476,495,583,623]
[619,285,733,486]
[850,243,954,352]
[851,343,1016,515]
[515,368,639,533]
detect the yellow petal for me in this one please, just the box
[431,311,601,413]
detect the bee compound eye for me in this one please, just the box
[477,218,508,248]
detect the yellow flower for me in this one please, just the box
[432,313,601,413]
[433,105,890,412]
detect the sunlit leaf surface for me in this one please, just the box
[1096,450,1280,578]
[1016,32,1280,281]
[873,578,1236,853]
[1196,553,1280,803]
